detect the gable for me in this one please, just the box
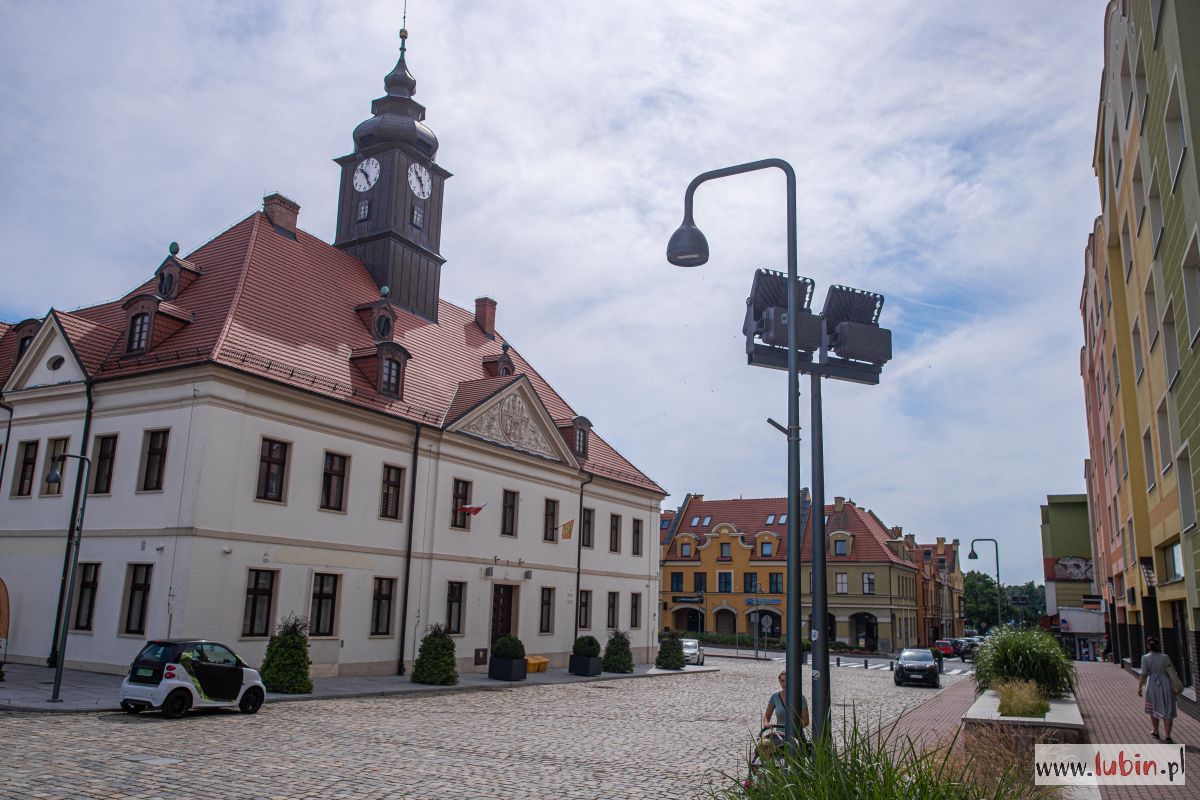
[3,315,86,392]
[450,378,578,465]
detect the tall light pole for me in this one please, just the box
[44,452,92,703]
[968,538,1002,630]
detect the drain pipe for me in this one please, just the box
[573,472,594,641]
[48,379,94,666]
[0,397,12,493]
[396,422,423,675]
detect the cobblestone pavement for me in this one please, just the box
[0,659,964,800]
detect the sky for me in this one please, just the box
[0,1,1107,586]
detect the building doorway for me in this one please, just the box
[850,612,878,651]
[748,609,781,639]
[490,584,516,644]
[672,607,703,632]
[714,609,737,634]
[1171,600,1193,687]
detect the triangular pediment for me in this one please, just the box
[448,376,578,465]
[3,312,87,393]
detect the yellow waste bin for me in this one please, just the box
[525,655,549,673]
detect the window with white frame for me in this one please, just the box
[1164,77,1187,185]
[1143,428,1157,489]
[835,573,848,594]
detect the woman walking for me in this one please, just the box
[1137,636,1177,743]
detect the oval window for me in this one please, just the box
[47,355,65,371]
[157,271,176,297]
[374,315,392,340]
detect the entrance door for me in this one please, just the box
[491,584,515,644]
[1171,600,1193,686]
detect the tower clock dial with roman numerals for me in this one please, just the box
[408,163,432,199]
[353,158,380,192]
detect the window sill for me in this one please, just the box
[318,507,348,516]
[134,489,165,495]
[368,634,395,640]
[1148,330,1160,352]
[537,631,554,637]
[499,532,516,538]
[239,636,271,642]
[450,526,470,532]
[1162,462,1174,476]
[9,495,32,500]
[309,635,340,641]
[117,633,146,639]
[88,492,113,498]
[254,497,287,507]
[379,515,403,523]
[68,629,94,636]
[1147,481,1157,493]
[1171,149,1187,195]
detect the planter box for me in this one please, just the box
[962,689,1086,747]
[569,655,602,677]
[488,657,527,682]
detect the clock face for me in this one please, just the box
[408,163,432,199]
[353,158,380,192]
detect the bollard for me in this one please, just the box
[864,659,868,669]
[889,661,894,671]
[801,650,808,665]
[836,657,841,667]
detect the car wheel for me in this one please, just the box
[893,675,902,686]
[161,688,192,719]
[120,700,142,714]
[934,678,941,689]
[699,657,704,666]
[238,686,265,714]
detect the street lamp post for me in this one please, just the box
[44,452,93,703]
[968,538,1002,630]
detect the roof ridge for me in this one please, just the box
[212,213,262,360]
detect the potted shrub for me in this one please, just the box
[655,632,686,670]
[488,634,527,681]
[411,623,458,685]
[602,630,635,674]
[260,614,313,694]
[569,635,603,676]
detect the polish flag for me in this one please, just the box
[458,503,487,515]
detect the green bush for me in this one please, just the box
[411,623,458,686]
[259,614,313,694]
[973,626,1075,698]
[930,648,945,666]
[492,634,525,660]
[655,633,686,670]
[572,635,601,658]
[603,630,635,673]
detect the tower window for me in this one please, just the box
[357,199,370,222]
[381,358,402,397]
[411,204,424,229]
[127,313,150,352]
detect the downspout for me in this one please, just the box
[396,422,423,675]
[48,379,93,666]
[572,472,594,641]
[0,398,12,492]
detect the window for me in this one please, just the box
[1132,159,1146,233]
[606,592,618,628]
[242,569,275,637]
[446,581,464,634]
[833,539,848,556]
[411,203,424,229]
[694,572,707,593]
[1121,217,1133,281]
[690,516,700,526]
[140,430,169,492]
[124,564,153,635]
[1157,398,1174,473]
[256,439,289,502]
[863,573,876,594]
[761,541,773,557]
[14,440,37,497]
[451,479,472,529]
[539,587,554,633]
[765,514,775,525]
[609,514,621,552]
[719,542,731,559]
[1120,51,1134,127]
[501,490,518,536]
[574,426,588,458]
[1179,449,1197,532]
[1165,542,1184,582]
[127,313,149,352]
[718,572,732,593]
[680,541,692,557]
[632,518,643,556]
[372,578,395,636]
[310,573,339,636]
[630,593,641,629]
[670,572,684,592]
[1148,174,1165,255]
[769,572,782,593]
[357,199,370,221]
[543,498,559,541]
[1119,429,1129,478]
[1186,235,1200,342]
[91,434,117,494]
[1143,429,1157,489]
[702,515,711,526]
[778,514,786,524]
[578,590,592,629]
[73,563,100,631]
[1132,321,1145,381]
[42,437,69,495]
[320,452,348,511]
[16,335,32,360]
[743,573,758,593]
[660,518,670,530]
[381,358,402,396]
[380,464,404,520]
[581,508,594,548]
[835,573,848,594]
[1112,346,1120,395]
[1164,77,1187,185]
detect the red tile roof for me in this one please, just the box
[0,210,663,495]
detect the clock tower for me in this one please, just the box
[334,29,451,322]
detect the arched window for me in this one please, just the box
[127,313,150,352]
[17,335,33,360]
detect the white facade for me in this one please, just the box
[1,324,662,675]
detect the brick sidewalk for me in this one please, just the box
[883,676,977,751]
[1074,661,1198,799]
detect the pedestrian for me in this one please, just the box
[1137,636,1179,744]
[763,670,809,731]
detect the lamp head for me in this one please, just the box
[666,219,709,267]
[968,549,978,560]
[46,455,64,486]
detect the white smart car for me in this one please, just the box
[118,639,266,719]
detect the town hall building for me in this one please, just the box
[0,32,665,676]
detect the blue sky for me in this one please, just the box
[0,1,1108,586]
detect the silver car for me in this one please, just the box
[681,638,705,666]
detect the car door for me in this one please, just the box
[191,643,245,702]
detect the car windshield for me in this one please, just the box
[134,642,184,663]
[681,640,698,649]
[900,649,934,661]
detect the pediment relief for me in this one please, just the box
[454,383,572,463]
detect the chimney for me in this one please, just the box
[692,494,704,502]
[833,496,845,512]
[263,193,300,234]
[475,297,497,338]
[904,533,915,547]
[891,526,903,538]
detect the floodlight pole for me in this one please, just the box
[671,159,805,744]
[810,327,831,744]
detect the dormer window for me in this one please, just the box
[680,542,692,557]
[833,539,847,556]
[127,313,149,352]
[157,271,175,298]
[374,315,393,341]
[17,335,32,360]
[381,357,402,396]
[570,415,592,459]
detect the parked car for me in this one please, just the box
[118,639,266,719]
[932,639,955,657]
[681,638,705,666]
[948,638,964,656]
[894,648,940,688]
[960,640,979,661]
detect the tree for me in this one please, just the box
[603,630,635,673]
[260,614,314,694]
[964,571,1016,631]
[411,623,458,685]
